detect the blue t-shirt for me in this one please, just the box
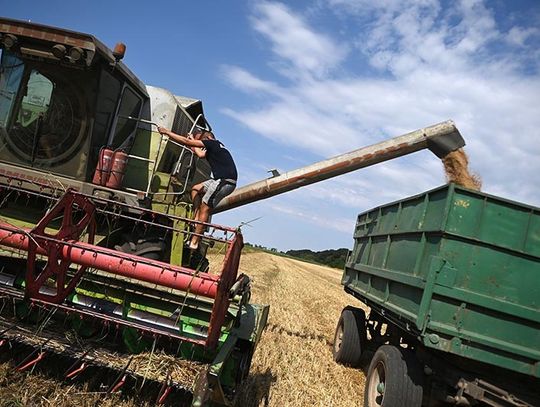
[202,139,238,181]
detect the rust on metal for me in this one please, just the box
[0,17,147,94]
[0,19,96,50]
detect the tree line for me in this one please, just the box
[285,248,349,269]
[245,243,349,270]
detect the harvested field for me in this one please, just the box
[0,251,366,406]
[236,251,366,407]
[0,363,145,407]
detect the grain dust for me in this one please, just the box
[442,148,482,190]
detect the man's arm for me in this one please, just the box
[157,127,205,149]
[191,145,206,158]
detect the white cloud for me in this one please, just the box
[352,0,505,75]
[222,101,359,155]
[220,65,282,96]
[268,201,355,234]
[220,0,540,244]
[505,26,539,47]
[250,1,348,79]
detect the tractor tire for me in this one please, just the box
[333,307,366,366]
[364,345,423,407]
[115,237,166,261]
[187,249,210,272]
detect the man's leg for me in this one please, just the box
[190,182,204,220]
[189,179,234,250]
[190,202,210,249]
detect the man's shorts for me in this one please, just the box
[202,179,236,209]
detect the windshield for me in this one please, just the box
[0,49,87,168]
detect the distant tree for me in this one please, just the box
[285,248,349,269]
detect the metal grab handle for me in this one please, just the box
[115,115,200,198]
[116,115,170,196]
[189,113,211,134]
[118,115,159,129]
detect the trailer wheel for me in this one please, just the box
[333,307,366,366]
[364,345,423,407]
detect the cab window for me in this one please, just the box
[0,49,86,166]
[109,85,142,149]
[0,50,24,128]
[93,69,121,148]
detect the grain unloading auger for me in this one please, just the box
[215,120,465,213]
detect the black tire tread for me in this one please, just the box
[364,345,423,407]
[333,308,366,366]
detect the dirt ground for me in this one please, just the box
[0,251,366,406]
[236,252,366,407]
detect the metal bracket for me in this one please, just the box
[25,189,96,303]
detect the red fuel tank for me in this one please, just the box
[105,150,129,189]
[92,147,114,185]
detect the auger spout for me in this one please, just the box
[215,120,464,213]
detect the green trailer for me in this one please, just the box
[333,183,540,407]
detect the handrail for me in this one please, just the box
[115,115,196,198]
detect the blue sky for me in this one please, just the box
[3,1,539,251]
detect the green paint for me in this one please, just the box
[343,183,540,378]
[377,382,385,395]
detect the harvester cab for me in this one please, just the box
[0,17,269,406]
[0,18,214,263]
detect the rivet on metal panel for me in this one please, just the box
[451,337,462,350]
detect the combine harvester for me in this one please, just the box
[0,17,470,406]
[0,17,267,406]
